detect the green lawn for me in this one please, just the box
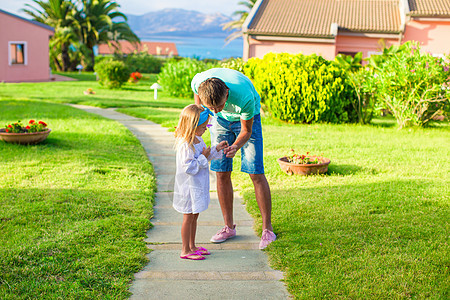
[236,122,449,298]
[1,72,189,109]
[0,99,155,298]
[1,74,449,299]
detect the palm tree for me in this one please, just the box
[22,0,77,71]
[75,0,139,70]
[222,0,257,43]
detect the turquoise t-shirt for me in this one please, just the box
[191,68,261,122]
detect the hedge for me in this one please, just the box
[244,53,358,124]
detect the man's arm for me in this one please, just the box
[194,93,201,105]
[224,117,253,158]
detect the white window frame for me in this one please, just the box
[8,41,28,66]
[368,51,382,57]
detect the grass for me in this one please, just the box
[0,99,155,298]
[234,122,449,298]
[1,72,189,109]
[1,73,449,299]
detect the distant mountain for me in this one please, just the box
[126,8,235,39]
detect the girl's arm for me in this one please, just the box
[179,143,208,175]
[208,141,228,161]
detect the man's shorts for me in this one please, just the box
[210,114,264,174]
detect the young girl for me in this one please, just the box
[173,104,228,260]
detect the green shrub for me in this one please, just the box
[221,57,245,73]
[202,58,220,65]
[94,59,130,89]
[334,53,376,124]
[157,58,219,98]
[95,55,113,66]
[244,52,357,124]
[367,41,450,128]
[124,52,164,74]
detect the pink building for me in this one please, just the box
[243,0,450,61]
[98,40,178,58]
[0,9,54,83]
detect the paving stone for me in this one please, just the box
[148,243,260,250]
[140,250,273,272]
[141,144,175,155]
[134,270,283,281]
[154,191,248,208]
[146,154,175,164]
[135,135,175,142]
[151,204,253,224]
[156,174,176,192]
[129,279,289,300]
[145,225,260,244]
[152,164,176,176]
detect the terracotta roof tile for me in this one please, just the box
[247,0,403,38]
[408,0,450,16]
[98,41,178,56]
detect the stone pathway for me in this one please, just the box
[70,105,290,299]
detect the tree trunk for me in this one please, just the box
[88,46,95,71]
[61,43,71,72]
[53,57,62,71]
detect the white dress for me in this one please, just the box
[173,136,223,214]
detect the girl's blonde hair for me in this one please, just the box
[174,104,204,150]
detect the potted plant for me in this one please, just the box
[277,150,330,175]
[83,88,96,95]
[0,120,51,145]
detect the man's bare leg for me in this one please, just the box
[249,173,273,232]
[216,171,234,228]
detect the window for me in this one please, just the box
[368,51,382,57]
[338,51,358,57]
[432,53,444,58]
[9,42,27,65]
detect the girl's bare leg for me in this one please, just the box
[189,213,199,251]
[181,213,202,258]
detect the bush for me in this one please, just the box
[157,58,219,98]
[202,58,220,65]
[95,55,113,66]
[334,53,376,124]
[244,52,357,124]
[124,52,164,74]
[221,57,245,73]
[94,59,130,89]
[368,41,450,128]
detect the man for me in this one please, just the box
[191,68,276,249]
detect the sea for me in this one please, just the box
[142,36,243,60]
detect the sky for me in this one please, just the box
[0,0,242,18]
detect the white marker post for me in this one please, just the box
[76,64,83,74]
[150,83,161,100]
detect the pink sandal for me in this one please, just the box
[180,252,205,260]
[196,247,210,255]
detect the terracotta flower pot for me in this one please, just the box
[0,129,51,145]
[277,156,330,176]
